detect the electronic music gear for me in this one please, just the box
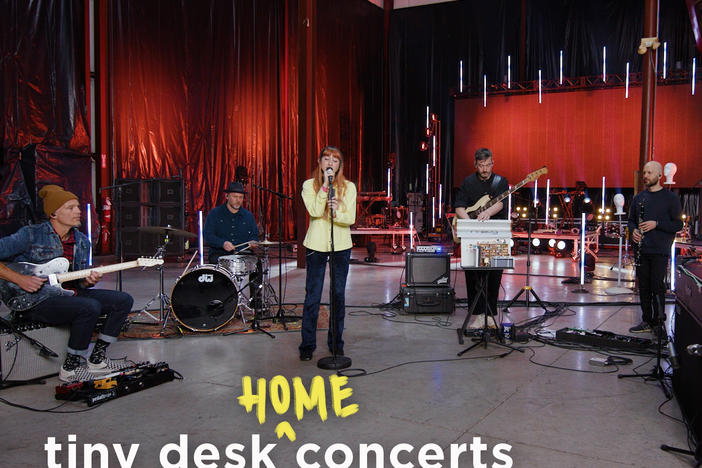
[555,327,652,350]
[401,286,454,314]
[404,252,451,287]
[1,321,69,381]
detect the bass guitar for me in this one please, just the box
[452,166,548,242]
[0,257,163,311]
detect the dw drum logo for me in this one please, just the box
[198,274,214,283]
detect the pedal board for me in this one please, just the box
[555,327,652,350]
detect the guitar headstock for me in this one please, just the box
[525,166,548,183]
[136,257,165,267]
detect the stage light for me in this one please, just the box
[601,176,606,218]
[425,164,429,195]
[439,184,443,219]
[508,55,511,89]
[602,46,606,82]
[552,213,558,219]
[693,58,697,95]
[584,195,591,204]
[387,167,391,197]
[459,60,464,93]
[548,239,556,248]
[664,162,677,184]
[198,210,204,266]
[425,127,433,137]
[557,240,566,250]
[559,50,563,85]
[682,214,687,220]
[409,212,414,251]
[605,215,611,221]
[419,141,428,151]
[507,184,512,219]
[625,62,630,98]
[532,238,541,247]
[426,106,429,129]
[606,208,611,213]
[86,203,92,266]
[521,213,527,218]
[671,241,676,291]
[483,74,487,107]
[663,42,667,79]
[553,206,559,212]
[545,178,551,225]
[564,195,571,204]
[508,239,515,248]
[431,113,438,122]
[597,215,603,220]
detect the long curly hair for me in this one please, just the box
[311,146,348,219]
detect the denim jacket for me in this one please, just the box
[0,222,90,310]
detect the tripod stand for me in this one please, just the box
[618,296,670,397]
[457,268,524,355]
[252,183,299,328]
[229,259,275,339]
[502,206,549,312]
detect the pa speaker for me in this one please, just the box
[405,252,450,287]
[1,322,68,381]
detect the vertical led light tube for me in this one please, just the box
[432,135,436,166]
[625,62,630,98]
[538,69,542,103]
[86,203,92,266]
[693,58,697,95]
[559,50,563,84]
[409,212,414,251]
[663,42,667,79]
[533,179,539,207]
[459,60,463,93]
[544,179,550,225]
[601,176,606,220]
[671,241,676,291]
[580,213,586,286]
[387,167,391,197]
[507,55,511,88]
[426,106,429,129]
[603,46,607,82]
[198,210,204,266]
[483,74,487,107]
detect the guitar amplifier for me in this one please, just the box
[401,286,455,314]
[1,321,68,381]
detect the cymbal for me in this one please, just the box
[256,240,282,246]
[137,225,198,238]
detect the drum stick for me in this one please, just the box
[181,250,199,275]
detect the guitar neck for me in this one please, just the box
[57,260,142,283]
[476,179,530,214]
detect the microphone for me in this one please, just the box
[325,167,334,185]
[325,167,335,217]
[687,344,702,357]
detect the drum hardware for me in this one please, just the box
[130,231,176,329]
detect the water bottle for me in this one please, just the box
[501,311,513,343]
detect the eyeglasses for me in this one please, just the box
[476,162,494,169]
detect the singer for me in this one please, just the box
[628,161,682,335]
[298,146,357,361]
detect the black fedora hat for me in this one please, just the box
[223,181,246,194]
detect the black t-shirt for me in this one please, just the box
[455,172,509,219]
[628,188,683,255]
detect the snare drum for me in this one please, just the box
[219,254,258,277]
[170,265,238,332]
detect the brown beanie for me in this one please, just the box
[39,185,79,217]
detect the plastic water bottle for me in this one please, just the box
[501,311,513,343]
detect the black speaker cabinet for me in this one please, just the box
[401,286,454,314]
[405,252,451,287]
[1,322,69,381]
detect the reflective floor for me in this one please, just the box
[0,247,692,468]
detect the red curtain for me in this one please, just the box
[108,0,383,238]
[454,84,702,189]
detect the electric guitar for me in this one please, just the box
[0,257,163,311]
[452,166,548,242]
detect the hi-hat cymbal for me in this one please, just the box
[137,225,198,238]
[256,240,283,246]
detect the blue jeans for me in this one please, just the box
[299,248,351,353]
[22,289,133,356]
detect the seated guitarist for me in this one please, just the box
[454,148,508,329]
[0,185,133,381]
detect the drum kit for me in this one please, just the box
[132,225,285,336]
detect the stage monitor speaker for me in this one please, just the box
[151,179,183,203]
[405,252,451,287]
[155,205,183,227]
[115,179,145,203]
[120,203,147,227]
[1,322,68,381]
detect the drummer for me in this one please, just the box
[204,181,262,306]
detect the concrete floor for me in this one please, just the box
[0,246,693,468]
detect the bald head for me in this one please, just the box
[642,161,663,190]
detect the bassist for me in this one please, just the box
[454,148,508,329]
[0,185,133,381]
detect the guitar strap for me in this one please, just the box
[490,175,503,195]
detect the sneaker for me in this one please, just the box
[467,314,485,329]
[486,315,498,329]
[299,350,313,361]
[629,322,653,333]
[88,357,130,374]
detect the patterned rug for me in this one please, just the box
[119,305,328,339]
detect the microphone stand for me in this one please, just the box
[318,174,352,370]
[251,183,299,327]
[100,179,144,291]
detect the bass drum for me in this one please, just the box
[171,265,238,332]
